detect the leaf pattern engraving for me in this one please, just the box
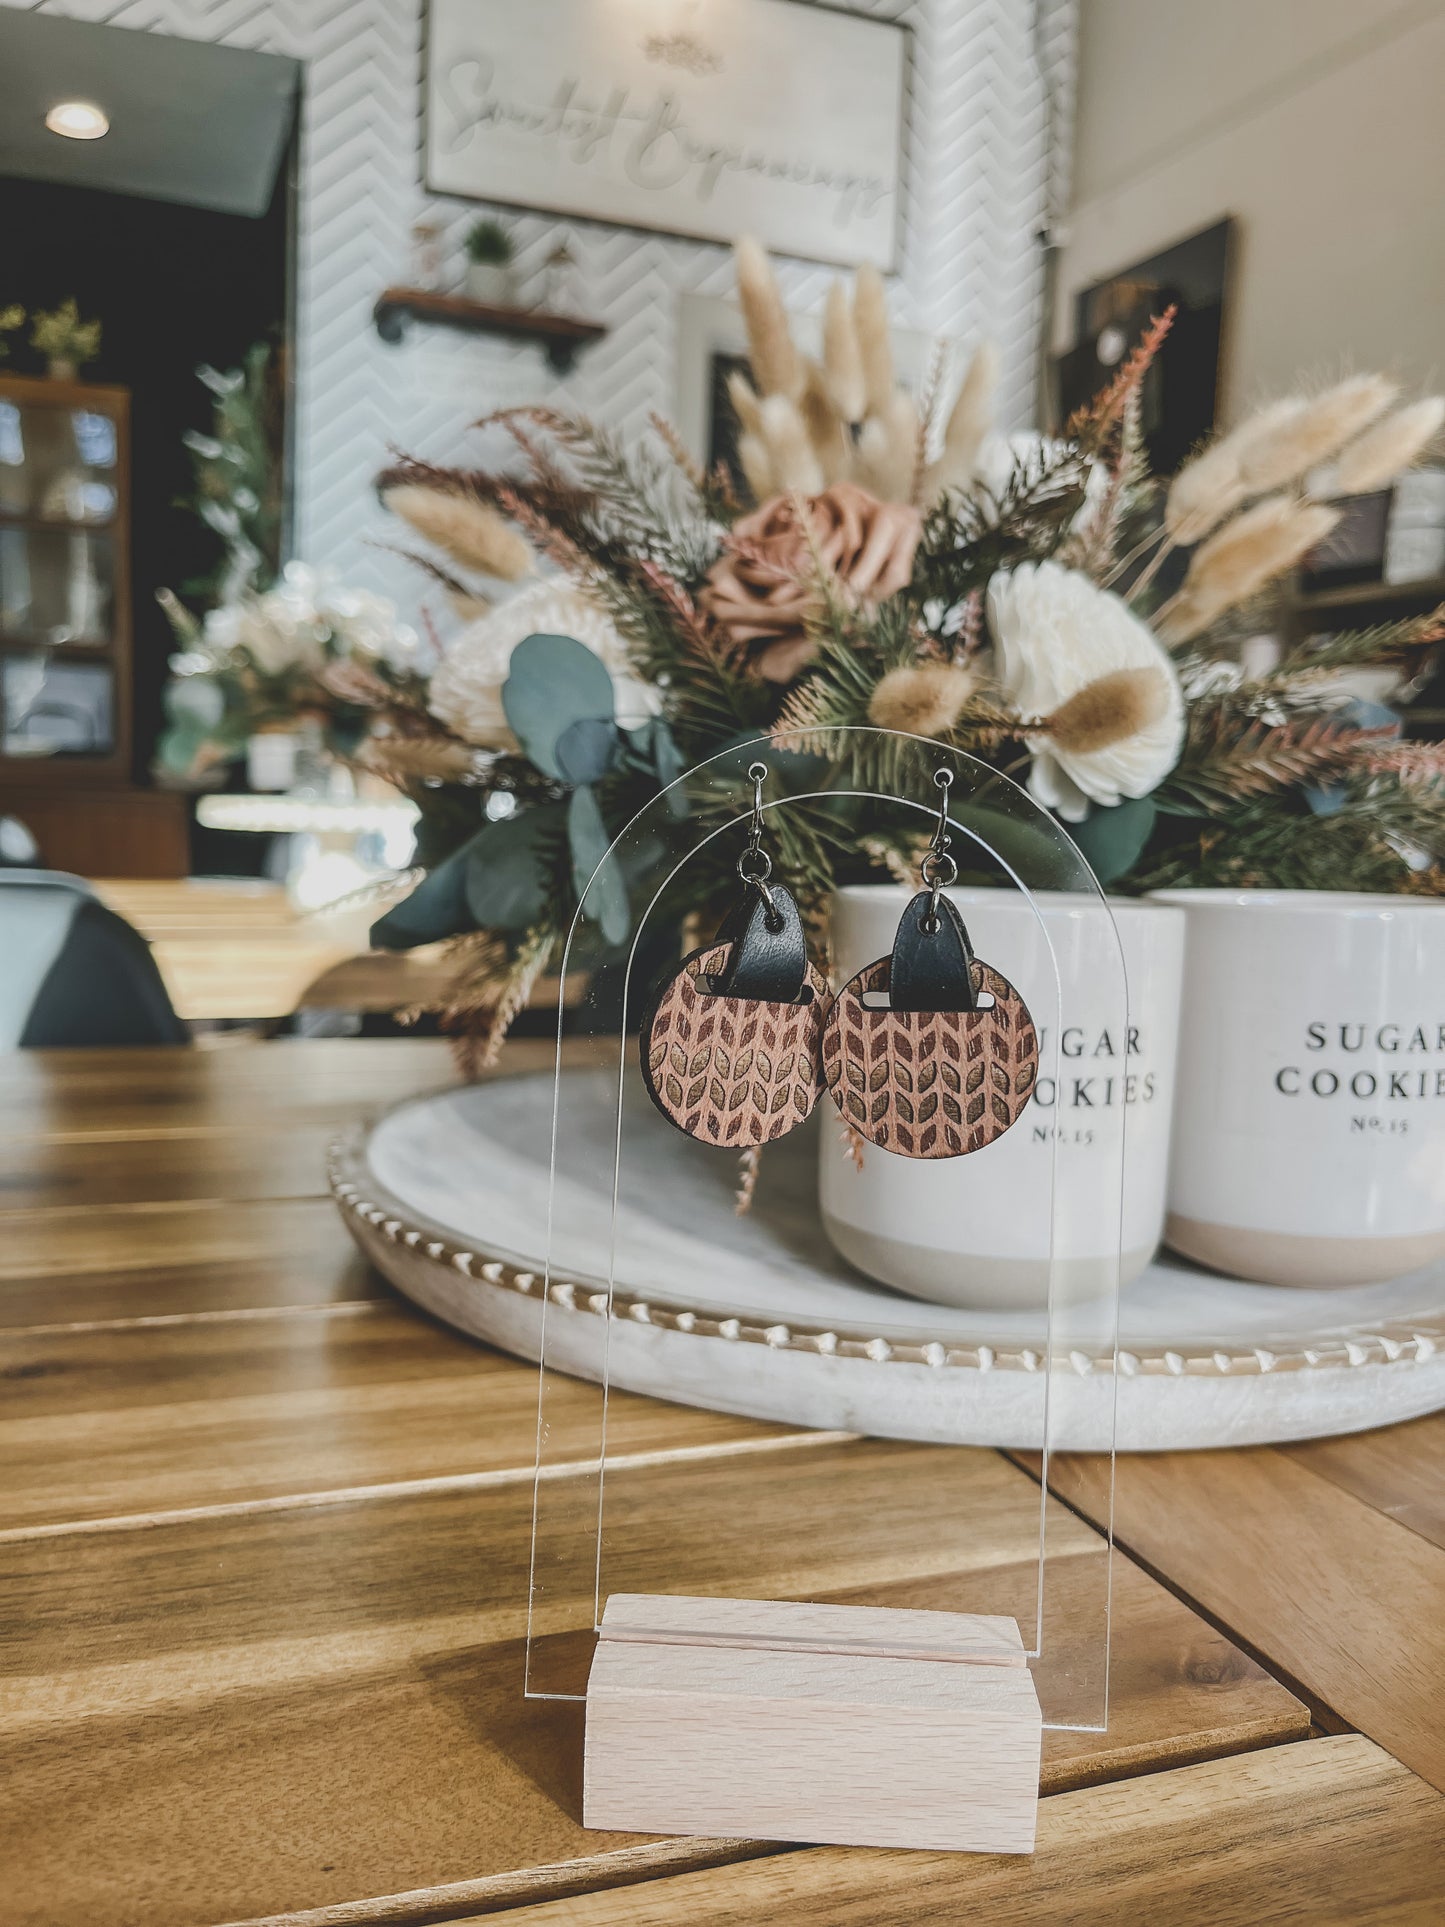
[822,958,1037,1159]
[642,942,829,1146]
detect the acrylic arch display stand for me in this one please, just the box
[523,729,1127,1854]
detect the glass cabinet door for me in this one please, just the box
[0,381,127,771]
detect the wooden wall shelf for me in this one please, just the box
[1292,573,1445,615]
[372,286,606,373]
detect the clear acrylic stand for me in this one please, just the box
[523,728,1124,1754]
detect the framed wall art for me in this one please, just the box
[424,0,909,270]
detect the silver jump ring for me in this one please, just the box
[920,847,958,890]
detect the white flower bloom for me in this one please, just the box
[201,561,415,676]
[987,560,1184,822]
[428,579,660,749]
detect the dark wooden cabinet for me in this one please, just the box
[0,374,188,874]
[0,374,133,781]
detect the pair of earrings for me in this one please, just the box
[640,765,1039,1160]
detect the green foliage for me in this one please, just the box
[30,298,101,368]
[464,805,567,932]
[181,343,285,605]
[1067,796,1158,885]
[502,631,618,779]
[568,784,630,943]
[370,841,475,950]
[911,444,1089,613]
[465,219,513,266]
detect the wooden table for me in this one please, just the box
[1,1040,1440,1926]
[92,878,455,1021]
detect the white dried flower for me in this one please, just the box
[987,561,1184,821]
[427,579,660,749]
[202,562,416,676]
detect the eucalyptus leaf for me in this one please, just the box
[555,715,622,786]
[370,838,478,950]
[502,633,616,780]
[568,783,629,945]
[1066,795,1158,886]
[954,804,1071,886]
[463,804,566,931]
[623,717,689,817]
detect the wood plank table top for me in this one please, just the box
[92,878,454,1021]
[1,1040,1439,1927]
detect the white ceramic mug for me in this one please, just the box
[820,886,1185,1308]
[1151,890,1445,1287]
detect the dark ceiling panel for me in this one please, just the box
[0,10,299,217]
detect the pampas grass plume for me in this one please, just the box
[799,359,851,485]
[1164,400,1311,541]
[1164,440,1247,543]
[726,369,764,436]
[853,264,895,416]
[1236,374,1397,490]
[737,430,775,501]
[1159,494,1340,641]
[759,394,823,492]
[1331,396,1445,495]
[1044,667,1169,755]
[868,660,978,736]
[926,342,998,498]
[822,280,866,424]
[382,484,531,581]
[446,589,492,625]
[734,236,802,400]
[856,389,917,503]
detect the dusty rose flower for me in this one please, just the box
[700,482,922,682]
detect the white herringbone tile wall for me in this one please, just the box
[4,0,1076,612]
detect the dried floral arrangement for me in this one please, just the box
[177,241,1445,1059]
[154,563,422,785]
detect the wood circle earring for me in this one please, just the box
[640,762,830,1148]
[822,768,1039,1159]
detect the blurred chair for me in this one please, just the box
[1,871,189,1049]
[0,816,41,868]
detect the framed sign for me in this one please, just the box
[425,0,908,270]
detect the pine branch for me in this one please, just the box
[1067,307,1176,454]
[1265,606,1445,681]
[912,441,1089,609]
[480,406,722,580]
[1132,787,1444,893]
[1163,715,1397,814]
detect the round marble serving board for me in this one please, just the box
[330,1067,1445,1452]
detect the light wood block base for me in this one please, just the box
[583,1595,1042,1853]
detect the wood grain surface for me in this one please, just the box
[498,1735,1445,1925]
[93,879,457,1020]
[0,1438,1303,1927]
[0,1040,1432,1927]
[1044,1445,1445,1795]
[0,1197,383,1327]
[1282,1411,1445,1553]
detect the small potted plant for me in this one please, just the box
[30,299,102,381]
[463,219,516,307]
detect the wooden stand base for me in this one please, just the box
[583,1595,1042,1854]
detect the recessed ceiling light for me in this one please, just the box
[45,101,109,141]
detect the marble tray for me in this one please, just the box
[330,1067,1445,1451]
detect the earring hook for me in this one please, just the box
[737,760,777,916]
[919,767,958,929]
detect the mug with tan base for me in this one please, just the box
[1151,890,1445,1287]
